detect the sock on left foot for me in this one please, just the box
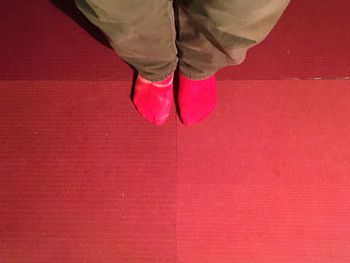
[133,73,174,126]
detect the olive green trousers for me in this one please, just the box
[75,0,290,81]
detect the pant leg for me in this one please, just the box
[177,0,291,80]
[75,0,178,81]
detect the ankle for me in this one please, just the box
[179,71,215,81]
[139,73,174,87]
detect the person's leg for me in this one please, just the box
[177,0,291,79]
[75,0,178,125]
[176,0,290,126]
[75,0,178,81]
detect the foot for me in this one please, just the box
[178,73,217,126]
[133,73,174,126]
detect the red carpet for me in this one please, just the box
[1,80,350,262]
[1,0,349,80]
[1,0,350,262]
[177,81,350,262]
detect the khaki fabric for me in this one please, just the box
[75,0,290,81]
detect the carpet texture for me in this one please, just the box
[0,0,349,80]
[1,0,350,262]
[1,80,350,262]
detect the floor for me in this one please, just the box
[1,0,350,262]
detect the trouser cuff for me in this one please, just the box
[139,69,177,82]
[179,68,216,80]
